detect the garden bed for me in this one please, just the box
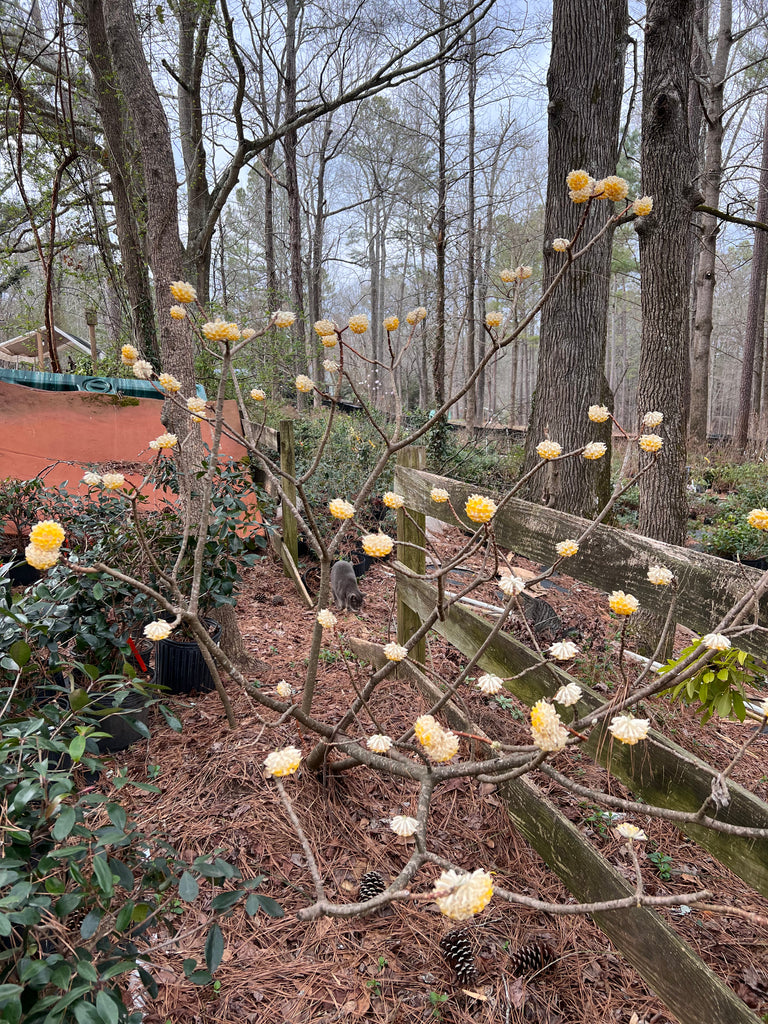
[98,541,768,1023]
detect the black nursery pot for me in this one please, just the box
[91,688,152,753]
[154,616,223,695]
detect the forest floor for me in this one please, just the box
[107,525,768,1024]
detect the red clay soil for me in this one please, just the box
[103,537,768,1024]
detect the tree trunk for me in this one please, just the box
[735,97,768,451]
[465,23,478,428]
[177,0,214,304]
[83,0,158,361]
[432,0,447,409]
[521,0,627,516]
[283,0,308,400]
[688,0,732,442]
[636,0,695,546]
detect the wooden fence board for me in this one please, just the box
[349,637,761,1024]
[396,567,768,896]
[394,466,768,660]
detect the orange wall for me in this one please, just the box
[0,380,251,514]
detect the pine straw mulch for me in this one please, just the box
[103,535,768,1024]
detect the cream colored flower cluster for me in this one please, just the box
[317,609,337,629]
[295,374,314,393]
[609,590,638,615]
[476,673,504,695]
[405,306,427,325]
[82,471,126,491]
[329,498,355,520]
[148,433,178,451]
[390,814,418,836]
[430,487,450,503]
[747,508,768,530]
[367,734,393,753]
[548,641,579,662]
[25,520,66,571]
[536,440,562,460]
[485,311,504,329]
[382,491,405,509]
[383,315,399,331]
[498,573,525,597]
[383,642,408,662]
[556,539,579,558]
[144,619,174,642]
[203,319,241,342]
[263,745,302,778]
[158,373,181,393]
[530,699,568,751]
[413,714,459,762]
[347,315,369,334]
[499,265,532,283]
[273,310,296,328]
[553,682,582,705]
[433,868,493,921]
[608,715,649,744]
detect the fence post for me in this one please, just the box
[397,446,426,664]
[279,419,299,575]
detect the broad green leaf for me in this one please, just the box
[95,989,119,1024]
[177,872,198,902]
[8,641,30,668]
[204,923,224,973]
[211,891,240,912]
[252,894,284,918]
[91,856,114,898]
[80,909,102,940]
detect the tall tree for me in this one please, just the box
[636,0,696,545]
[735,97,768,449]
[520,0,628,516]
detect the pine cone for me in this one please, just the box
[440,928,478,985]
[359,871,385,901]
[509,942,554,977]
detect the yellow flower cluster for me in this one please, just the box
[187,396,207,422]
[638,433,663,453]
[29,520,65,551]
[276,681,292,698]
[747,508,768,530]
[552,237,570,252]
[169,305,187,321]
[382,491,405,509]
[555,539,579,558]
[148,433,178,451]
[632,196,653,217]
[144,620,173,642]
[536,440,562,460]
[566,168,591,192]
[295,375,314,393]
[583,441,607,460]
[25,519,66,571]
[642,411,664,428]
[383,315,399,331]
[598,175,629,201]
[263,746,302,778]
[242,328,256,341]
[169,280,197,304]
[348,315,369,334]
[530,699,568,751]
[314,319,336,336]
[203,319,240,342]
[465,493,497,524]
[405,306,427,325]
[273,310,296,327]
[430,487,450,503]
[485,311,503,329]
[362,532,394,558]
[609,590,638,615]
[250,388,266,401]
[433,868,493,921]
[320,334,338,348]
[158,373,181,393]
[121,344,138,366]
[329,498,355,520]
[323,359,339,373]
[317,609,337,629]
[500,266,532,283]
[82,472,101,486]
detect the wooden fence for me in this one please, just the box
[390,454,768,1024]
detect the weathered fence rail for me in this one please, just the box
[381,458,768,1023]
[394,465,768,660]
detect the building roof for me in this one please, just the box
[0,325,98,364]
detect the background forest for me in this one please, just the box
[1,0,768,469]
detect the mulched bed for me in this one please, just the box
[104,532,768,1023]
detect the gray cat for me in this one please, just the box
[331,560,364,612]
